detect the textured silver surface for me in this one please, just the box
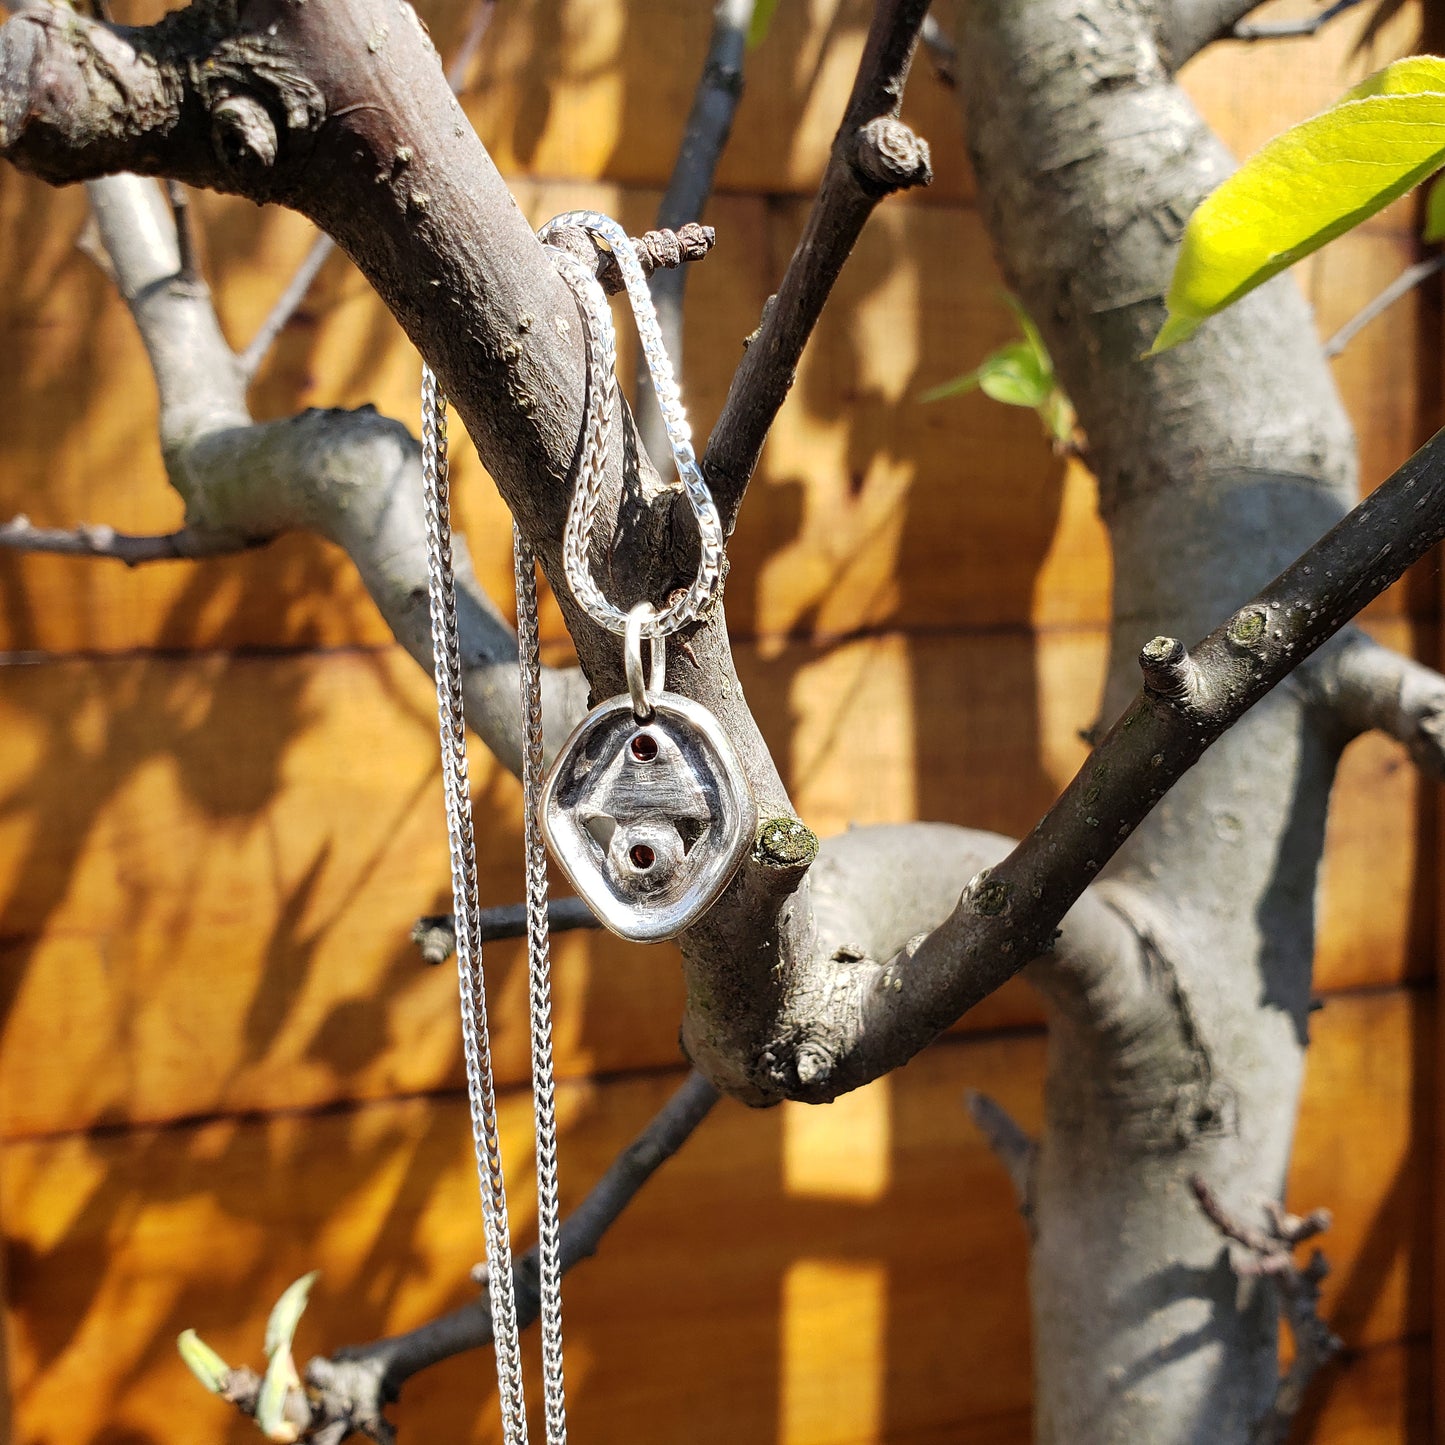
[537,210,725,639]
[514,530,569,1445]
[540,692,757,942]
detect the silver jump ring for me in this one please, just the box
[624,602,666,720]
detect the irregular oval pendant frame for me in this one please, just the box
[540,692,757,942]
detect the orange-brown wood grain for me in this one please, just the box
[0,991,1430,1445]
[0,620,1431,1138]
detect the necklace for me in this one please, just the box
[534,212,756,944]
[420,209,752,1445]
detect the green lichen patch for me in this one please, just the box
[755,816,819,869]
[1228,608,1267,647]
[970,872,1011,917]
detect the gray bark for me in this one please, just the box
[954,0,1370,1438]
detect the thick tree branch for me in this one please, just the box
[293,1071,720,1443]
[702,0,934,532]
[1156,1,1266,67]
[636,0,755,471]
[81,169,591,772]
[800,426,1445,1099]
[1306,627,1445,778]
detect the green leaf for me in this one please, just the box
[921,341,1052,408]
[747,0,780,48]
[177,1329,231,1394]
[1152,55,1445,353]
[251,1271,318,1440]
[254,1353,298,1442]
[1424,173,1445,242]
[975,342,1052,407]
[263,1270,318,1360]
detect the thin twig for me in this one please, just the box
[443,0,496,91]
[1190,1176,1341,1445]
[919,11,957,87]
[238,231,334,380]
[703,0,934,533]
[236,0,496,383]
[965,1090,1036,1219]
[411,897,600,964]
[166,179,199,285]
[287,1072,721,1442]
[1323,253,1445,358]
[1234,0,1364,39]
[0,514,264,566]
[636,0,756,469]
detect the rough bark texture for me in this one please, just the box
[955,0,1364,1438]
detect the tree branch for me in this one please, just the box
[410,897,599,965]
[757,425,1445,1102]
[1155,1,1268,67]
[1234,0,1366,41]
[293,1071,721,1443]
[702,0,934,532]
[1323,254,1445,359]
[0,514,263,564]
[238,230,334,381]
[1307,627,1445,778]
[1190,1175,1342,1445]
[965,1091,1035,1217]
[635,0,755,471]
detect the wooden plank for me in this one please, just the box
[0,169,1429,657]
[0,990,1427,1444]
[0,617,1433,1135]
[1305,1339,1432,1445]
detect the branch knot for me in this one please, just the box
[853,116,932,192]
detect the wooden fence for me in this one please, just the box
[0,1,1436,1441]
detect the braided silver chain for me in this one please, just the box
[537,210,725,640]
[514,528,568,1445]
[420,367,530,1445]
[421,210,720,1445]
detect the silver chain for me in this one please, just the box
[421,210,719,1445]
[420,366,531,1445]
[515,527,568,1445]
[537,210,725,640]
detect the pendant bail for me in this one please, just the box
[624,601,666,721]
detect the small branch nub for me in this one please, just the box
[210,95,278,170]
[1139,635,1200,705]
[853,117,932,192]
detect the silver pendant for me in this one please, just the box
[540,606,755,942]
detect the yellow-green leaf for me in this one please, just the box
[263,1270,318,1359]
[1152,55,1445,353]
[177,1329,231,1394]
[747,0,780,48]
